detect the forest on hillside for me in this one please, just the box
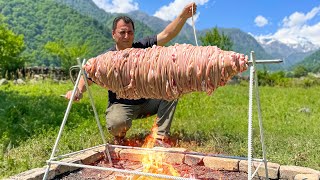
[0,0,154,70]
[295,49,320,73]
[0,0,115,67]
[1,0,320,77]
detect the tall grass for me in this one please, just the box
[0,80,319,178]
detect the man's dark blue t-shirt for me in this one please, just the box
[106,35,157,105]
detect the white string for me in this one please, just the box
[191,5,199,46]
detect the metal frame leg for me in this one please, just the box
[248,51,269,180]
[77,59,112,166]
[43,59,112,180]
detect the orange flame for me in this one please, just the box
[132,118,180,180]
[141,120,158,148]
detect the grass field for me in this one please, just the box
[0,80,319,178]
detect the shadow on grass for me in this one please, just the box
[0,89,95,150]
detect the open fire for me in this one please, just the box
[130,121,183,179]
[54,118,250,179]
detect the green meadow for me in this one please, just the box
[0,80,319,178]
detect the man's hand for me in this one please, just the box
[157,2,197,46]
[64,76,91,101]
[181,2,197,19]
[65,89,83,101]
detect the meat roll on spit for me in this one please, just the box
[83,43,248,101]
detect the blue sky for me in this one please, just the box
[92,0,320,46]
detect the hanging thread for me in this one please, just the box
[191,5,199,46]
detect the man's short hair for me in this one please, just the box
[112,16,135,31]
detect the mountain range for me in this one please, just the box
[1,0,319,71]
[51,0,320,71]
[256,37,318,68]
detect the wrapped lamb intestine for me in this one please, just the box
[83,44,248,101]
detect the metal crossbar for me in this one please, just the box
[43,53,283,180]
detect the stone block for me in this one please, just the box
[8,167,55,180]
[54,157,82,176]
[119,149,148,162]
[239,160,280,179]
[184,153,204,165]
[203,156,239,171]
[75,149,104,165]
[294,173,320,180]
[160,147,187,165]
[280,165,320,180]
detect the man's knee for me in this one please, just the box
[106,104,133,137]
[106,115,132,137]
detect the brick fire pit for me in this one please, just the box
[8,145,320,180]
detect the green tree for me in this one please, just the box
[44,40,88,72]
[0,15,25,79]
[200,27,233,50]
[293,65,308,78]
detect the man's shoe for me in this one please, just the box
[154,138,171,148]
[113,136,129,146]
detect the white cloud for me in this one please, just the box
[254,15,268,27]
[256,6,320,46]
[153,0,209,25]
[283,6,320,27]
[92,0,138,13]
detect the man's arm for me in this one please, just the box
[157,2,197,46]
